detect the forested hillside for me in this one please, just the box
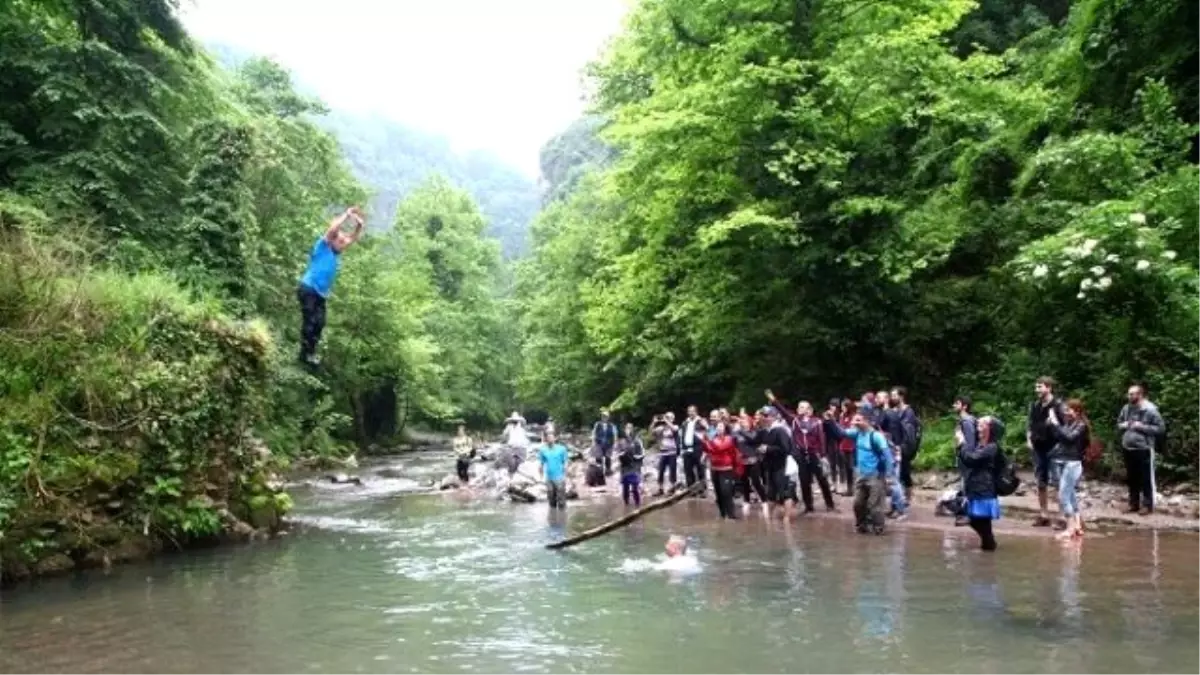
[516,0,1198,477]
[0,0,515,577]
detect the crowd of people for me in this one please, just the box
[466,378,1168,553]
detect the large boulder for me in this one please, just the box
[33,553,75,576]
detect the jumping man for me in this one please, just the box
[297,206,365,367]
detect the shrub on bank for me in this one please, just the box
[0,234,290,581]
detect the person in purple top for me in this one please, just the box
[297,206,365,367]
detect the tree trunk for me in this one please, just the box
[545,483,702,550]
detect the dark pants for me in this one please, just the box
[712,469,738,519]
[853,476,887,533]
[621,473,642,506]
[766,468,794,505]
[796,452,836,510]
[969,517,997,551]
[657,454,678,488]
[838,452,855,491]
[1123,449,1155,511]
[456,458,470,483]
[682,450,706,495]
[741,461,767,503]
[595,444,614,475]
[297,285,326,361]
[899,450,915,490]
[547,479,567,509]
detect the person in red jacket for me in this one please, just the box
[700,421,742,519]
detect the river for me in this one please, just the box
[1,451,1197,674]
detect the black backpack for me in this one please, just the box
[987,417,1019,497]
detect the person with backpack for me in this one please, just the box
[959,415,1004,551]
[828,412,893,534]
[888,386,922,506]
[1116,383,1166,515]
[651,412,680,496]
[1026,376,1069,527]
[591,410,619,476]
[1047,399,1092,540]
[760,406,800,518]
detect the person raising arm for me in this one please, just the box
[297,206,365,367]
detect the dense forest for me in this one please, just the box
[517,0,1198,477]
[0,0,517,577]
[0,0,1196,579]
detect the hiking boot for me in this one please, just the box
[299,353,321,368]
[893,513,908,522]
[1138,507,1153,516]
[954,515,969,527]
[1124,507,1141,514]
[886,510,899,520]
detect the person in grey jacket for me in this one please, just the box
[1116,384,1165,514]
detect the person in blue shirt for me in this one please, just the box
[827,411,894,534]
[538,431,571,510]
[297,206,365,366]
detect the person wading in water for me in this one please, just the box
[453,424,474,484]
[296,206,365,368]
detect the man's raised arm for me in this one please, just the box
[324,206,364,245]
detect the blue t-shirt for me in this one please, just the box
[538,443,569,482]
[300,237,340,297]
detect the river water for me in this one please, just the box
[1,452,1197,674]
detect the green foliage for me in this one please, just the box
[518,0,1198,476]
[0,2,521,574]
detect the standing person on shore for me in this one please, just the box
[836,399,858,495]
[768,391,837,513]
[953,396,978,526]
[823,399,843,487]
[1026,377,1068,527]
[828,412,893,534]
[680,405,709,497]
[453,425,474,484]
[617,423,646,507]
[700,421,741,519]
[296,206,365,367]
[538,431,570,511]
[591,410,619,477]
[959,416,1003,551]
[1047,399,1092,539]
[1116,384,1166,515]
[651,412,680,496]
[733,409,768,511]
[888,387,922,507]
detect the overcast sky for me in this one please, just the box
[180,0,628,178]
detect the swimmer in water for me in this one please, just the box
[665,535,688,558]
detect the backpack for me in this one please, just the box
[987,416,1018,497]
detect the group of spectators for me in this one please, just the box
[573,378,1168,552]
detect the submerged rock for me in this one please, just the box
[438,474,461,491]
[325,473,363,486]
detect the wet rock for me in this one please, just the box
[438,474,461,491]
[33,553,75,576]
[376,467,406,480]
[1167,495,1184,507]
[2,561,32,582]
[325,473,363,486]
[566,484,580,500]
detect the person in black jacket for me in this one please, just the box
[733,409,768,510]
[888,386,922,505]
[760,406,798,517]
[959,416,1003,551]
[1026,376,1068,527]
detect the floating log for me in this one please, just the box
[545,483,703,550]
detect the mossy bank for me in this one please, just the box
[0,236,292,584]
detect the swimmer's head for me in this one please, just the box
[665,535,688,558]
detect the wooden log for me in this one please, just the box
[545,483,703,550]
